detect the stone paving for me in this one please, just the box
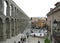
[0,34,24,43]
[25,36,45,43]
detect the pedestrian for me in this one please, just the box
[22,41,23,43]
[21,38,23,41]
[14,41,16,43]
[26,32,29,38]
[18,41,20,43]
[34,34,35,37]
[38,40,40,43]
[31,30,33,33]
[27,35,29,38]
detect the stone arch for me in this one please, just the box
[11,18,14,36]
[15,7,16,17]
[10,5,12,16]
[15,19,17,35]
[5,18,10,38]
[0,18,3,41]
[15,19,16,22]
[10,4,13,16]
[4,1,9,16]
[18,19,20,33]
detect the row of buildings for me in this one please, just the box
[0,0,29,43]
[31,17,46,29]
[47,2,60,43]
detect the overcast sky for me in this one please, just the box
[13,0,60,17]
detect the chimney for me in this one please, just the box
[50,8,53,11]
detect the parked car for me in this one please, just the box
[30,32,45,37]
[39,29,47,36]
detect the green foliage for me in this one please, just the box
[44,38,50,43]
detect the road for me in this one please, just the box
[23,23,46,43]
[26,36,45,43]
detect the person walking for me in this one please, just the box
[38,40,40,43]
[26,32,29,38]
[18,41,20,43]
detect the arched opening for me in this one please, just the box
[15,19,17,35]
[0,18,3,41]
[10,5,13,16]
[11,19,14,36]
[15,7,16,17]
[4,1,8,16]
[5,18,10,38]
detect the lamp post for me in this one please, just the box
[50,19,57,41]
[53,20,58,43]
[53,20,57,30]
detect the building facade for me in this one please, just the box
[31,17,46,29]
[38,17,46,28]
[0,0,29,43]
[31,17,39,29]
[47,2,60,43]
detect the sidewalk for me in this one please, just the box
[0,33,25,43]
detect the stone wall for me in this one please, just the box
[0,0,29,42]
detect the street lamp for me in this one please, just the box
[50,19,57,41]
[53,19,57,30]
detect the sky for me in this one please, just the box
[13,0,60,17]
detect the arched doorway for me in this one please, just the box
[11,19,14,36]
[5,18,10,38]
[0,18,3,41]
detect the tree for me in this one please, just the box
[44,38,50,43]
